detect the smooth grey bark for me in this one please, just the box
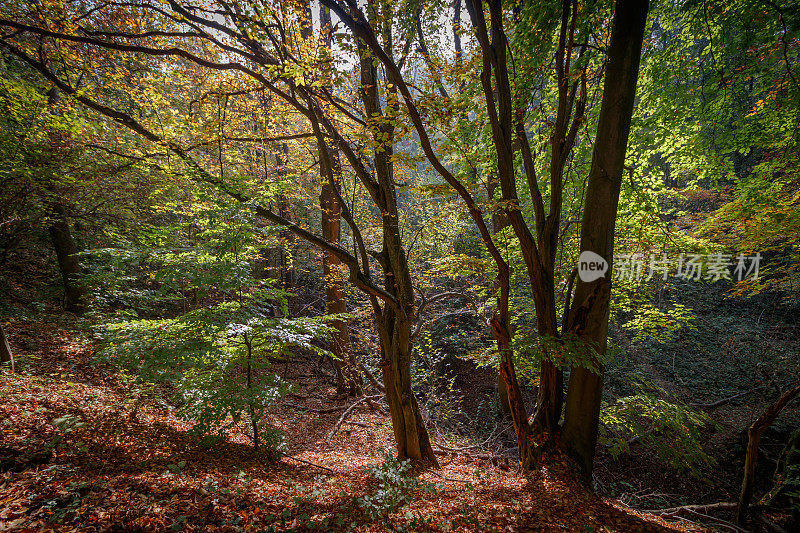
[561,0,650,477]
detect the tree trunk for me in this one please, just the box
[490,305,535,468]
[274,144,296,299]
[245,336,259,450]
[48,203,85,315]
[562,0,649,477]
[320,173,360,395]
[357,5,437,464]
[529,278,562,436]
[488,174,512,417]
[532,359,563,435]
[377,312,438,464]
[319,5,359,396]
[0,323,14,373]
[736,384,800,526]
[529,272,563,436]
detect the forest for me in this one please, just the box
[0,0,798,531]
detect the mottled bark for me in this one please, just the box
[488,175,512,417]
[355,4,436,464]
[316,4,359,396]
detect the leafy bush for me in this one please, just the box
[356,450,438,521]
[92,201,332,450]
[411,330,463,427]
[101,303,330,449]
[600,379,716,477]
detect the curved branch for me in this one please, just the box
[0,40,397,309]
[321,0,510,282]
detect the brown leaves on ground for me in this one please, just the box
[0,319,704,532]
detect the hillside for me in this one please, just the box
[1,319,697,533]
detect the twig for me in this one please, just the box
[690,386,765,409]
[683,507,748,533]
[645,502,747,532]
[279,451,337,473]
[645,502,736,516]
[326,395,383,442]
[359,363,385,393]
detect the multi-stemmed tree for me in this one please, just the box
[0,0,649,473]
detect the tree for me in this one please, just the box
[317,4,359,396]
[322,0,605,467]
[562,0,650,476]
[0,0,440,464]
[95,199,328,450]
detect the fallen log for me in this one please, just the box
[645,502,737,516]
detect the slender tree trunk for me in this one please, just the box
[318,5,359,396]
[0,323,14,373]
[490,265,535,468]
[274,144,296,298]
[562,0,649,477]
[320,182,361,395]
[357,4,437,464]
[377,311,438,464]
[530,290,562,436]
[736,384,800,526]
[48,203,85,315]
[245,336,259,450]
[320,173,360,395]
[488,175,512,417]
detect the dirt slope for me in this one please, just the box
[0,320,701,532]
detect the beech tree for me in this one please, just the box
[323,0,648,472]
[561,0,649,475]
[0,0,648,472]
[317,5,359,396]
[0,0,439,464]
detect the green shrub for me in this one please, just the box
[600,379,717,477]
[357,450,439,521]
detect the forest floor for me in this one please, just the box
[0,317,703,533]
